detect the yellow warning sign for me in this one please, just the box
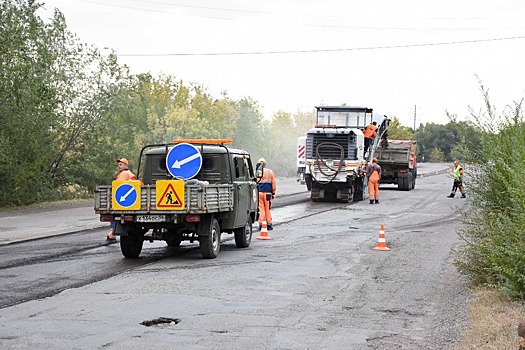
[156,180,185,210]
[111,180,141,210]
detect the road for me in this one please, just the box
[0,163,468,349]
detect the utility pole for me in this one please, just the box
[413,105,417,131]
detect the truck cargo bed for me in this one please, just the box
[94,184,234,214]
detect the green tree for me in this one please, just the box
[261,111,297,177]
[0,1,132,204]
[0,1,66,204]
[414,119,462,162]
[429,147,445,162]
[387,117,414,139]
[232,97,265,153]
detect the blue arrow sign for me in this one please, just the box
[166,143,202,179]
[115,183,138,207]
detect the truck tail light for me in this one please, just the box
[123,216,134,222]
[399,169,408,173]
[185,215,200,223]
[100,215,113,222]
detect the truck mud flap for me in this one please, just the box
[197,214,213,236]
[114,221,126,235]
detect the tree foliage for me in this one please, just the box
[1,0,68,204]
[386,116,414,139]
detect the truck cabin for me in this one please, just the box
[315,106,374,129]
[138,142,255,185]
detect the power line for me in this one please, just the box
[75,0,525,30]
[116,35,525,57]
[81,0,525,21]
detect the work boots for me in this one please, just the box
[461,193,466,198]
[375,199,379,204]
[369,199,374,204]
[447,193,455,198]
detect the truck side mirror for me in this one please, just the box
[255,162,264,180]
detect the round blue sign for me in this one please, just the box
[115,183,138,207]
[166,143,202,179]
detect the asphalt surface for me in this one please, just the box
[0,162,465,350]
[0,178,311,245]
[0,164,451,245]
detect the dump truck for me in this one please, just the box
[302,106,390,202]
[94,139,258,259]
[375,139,417,191]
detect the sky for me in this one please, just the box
[39,0,525,127]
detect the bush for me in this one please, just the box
[455,96,525,299]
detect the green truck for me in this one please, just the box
[94,139,258,259]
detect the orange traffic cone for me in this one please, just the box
[257,220,272,240]
[373,224,390,251]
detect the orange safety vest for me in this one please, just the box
[258,168,276,194]
[363,124,377,139]
[116,169,137,181]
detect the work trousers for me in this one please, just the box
[258,192,272,225]
[452,179,465,195]
[368,172,380,200]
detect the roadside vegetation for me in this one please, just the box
[453,87,525,348]
[455,87,525,300]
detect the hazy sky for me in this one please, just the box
[40,0,525,127]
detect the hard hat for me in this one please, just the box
[116,158,129,166]
[258,158,266,164]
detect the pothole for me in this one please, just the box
[141,317,180,327]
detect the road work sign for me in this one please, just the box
[156,180,185,210]
[166,143,202,180]
[112,180,141,210]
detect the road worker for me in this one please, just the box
[107,158,138,242]
[366,157,381,204]
[256,158,276,230]
[363,121,377,157]
[115,158,137,181]
[447,160,466,198]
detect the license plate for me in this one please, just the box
[136,215,169,223]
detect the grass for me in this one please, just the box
[457,287,525,349]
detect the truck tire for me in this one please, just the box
[199,217,221,259]
[120,230,144,259]
[354,179,365,201]
[234,217,253,248]
[398,176,410,191]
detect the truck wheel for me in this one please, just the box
[398,176,410,191]
[120,230,144,259]
[354,179,365,201]
[234,217,253,248]
[199,218,221,259]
